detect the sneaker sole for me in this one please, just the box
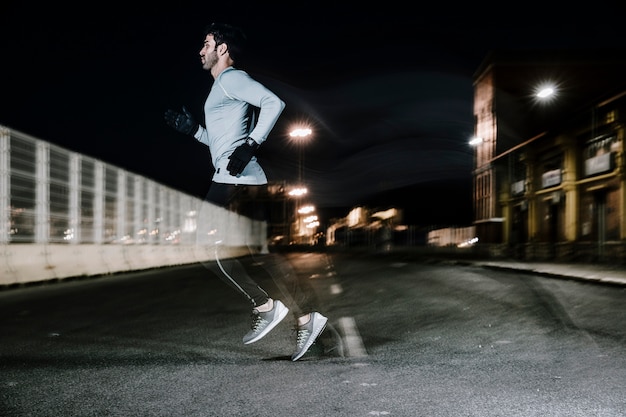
[291,314,328,361]
[243,302,289,345]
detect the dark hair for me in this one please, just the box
[204,23,247,62]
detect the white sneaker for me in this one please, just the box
[242,300,289,345]
[292,312,328,361]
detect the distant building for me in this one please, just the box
[323,204,432,249]
[427,226,477,248]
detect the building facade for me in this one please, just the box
[472,50,626,262]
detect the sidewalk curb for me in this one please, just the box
[478,263,626,287]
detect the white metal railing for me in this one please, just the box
[0,125,264,285]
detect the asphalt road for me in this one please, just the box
[1,251,625,417]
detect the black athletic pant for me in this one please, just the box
[200,182,317,317]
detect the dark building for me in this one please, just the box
[472,49,626,261]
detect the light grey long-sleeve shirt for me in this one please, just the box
[193,66,285,185]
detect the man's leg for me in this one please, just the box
[248,251,328,361]
[198,183,289,343]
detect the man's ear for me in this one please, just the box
[218,43,228,56]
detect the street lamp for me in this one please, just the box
[287,126,313,244]
[533,82,558,104]
[298,204,318,245]
[286,185,309,245]
[289,127,312,184]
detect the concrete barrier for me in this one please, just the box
[0,125,268,287]
[0,242,258,287]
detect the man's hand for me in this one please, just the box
[227,138,259,176]
[164,106,199,136]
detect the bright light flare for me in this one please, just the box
[469,136,483,146]
[288,187,308,197]
[536,87,555,98]
[289,127,312,138]
[298,205,315,214]
[533,82,558,102]
[303,215,318,223]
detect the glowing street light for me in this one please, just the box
[289,128,312,138]
[298,205,315,214]
[533,82,558,103]
[288,187,308,197]
[536,87,554,98]
[288,125,314,244]
[289,126,312,183]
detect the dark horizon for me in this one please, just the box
[1,4,623,230]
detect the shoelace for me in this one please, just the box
[250,314,268,332]
[295,328,310,348]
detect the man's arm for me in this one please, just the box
[222,70,286,176]
[221,70,286,144]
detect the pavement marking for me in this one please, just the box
[337,316,368,358]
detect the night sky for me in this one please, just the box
[2,2,623,226]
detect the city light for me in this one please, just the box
[289,127,312,138]
[298,205,315,214]
[469,136,483,146]
[289,125,312,184]
[287,124,315,244]
[536,87,554,98]
[288,187,308,197]
[533,82,558,103]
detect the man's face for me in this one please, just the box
[199,34,219,71]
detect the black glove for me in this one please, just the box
[227,138,259,176]
[164,106,199,136]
